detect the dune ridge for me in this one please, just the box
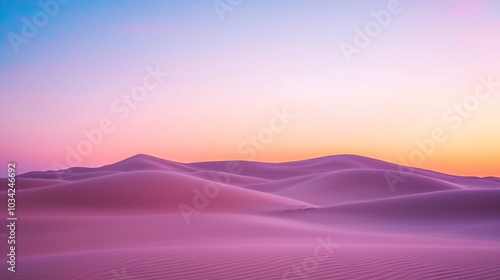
[1,154,499,279]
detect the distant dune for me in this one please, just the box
[1,154,499,279]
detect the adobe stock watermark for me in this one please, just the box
[385,75,500,192]
[110,268,138,280]
[339,0,410,63]
[7,0,70,54]
[51,65,169,181]
[213,0,243,21]
[238,107,296,160]
[178,106,296,225]
[281,234,340,280]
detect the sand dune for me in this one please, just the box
[1,154,499,279]
[244,169,468,206]
[16,171,315,215]
[5,246,500,280]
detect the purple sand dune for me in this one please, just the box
[1,154,499,279]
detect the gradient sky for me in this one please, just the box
[1,0,500,176]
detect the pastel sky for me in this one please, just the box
[1,0,500,176]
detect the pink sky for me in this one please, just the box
[1,0,499,176]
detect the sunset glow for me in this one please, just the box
[1,0,499,176]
